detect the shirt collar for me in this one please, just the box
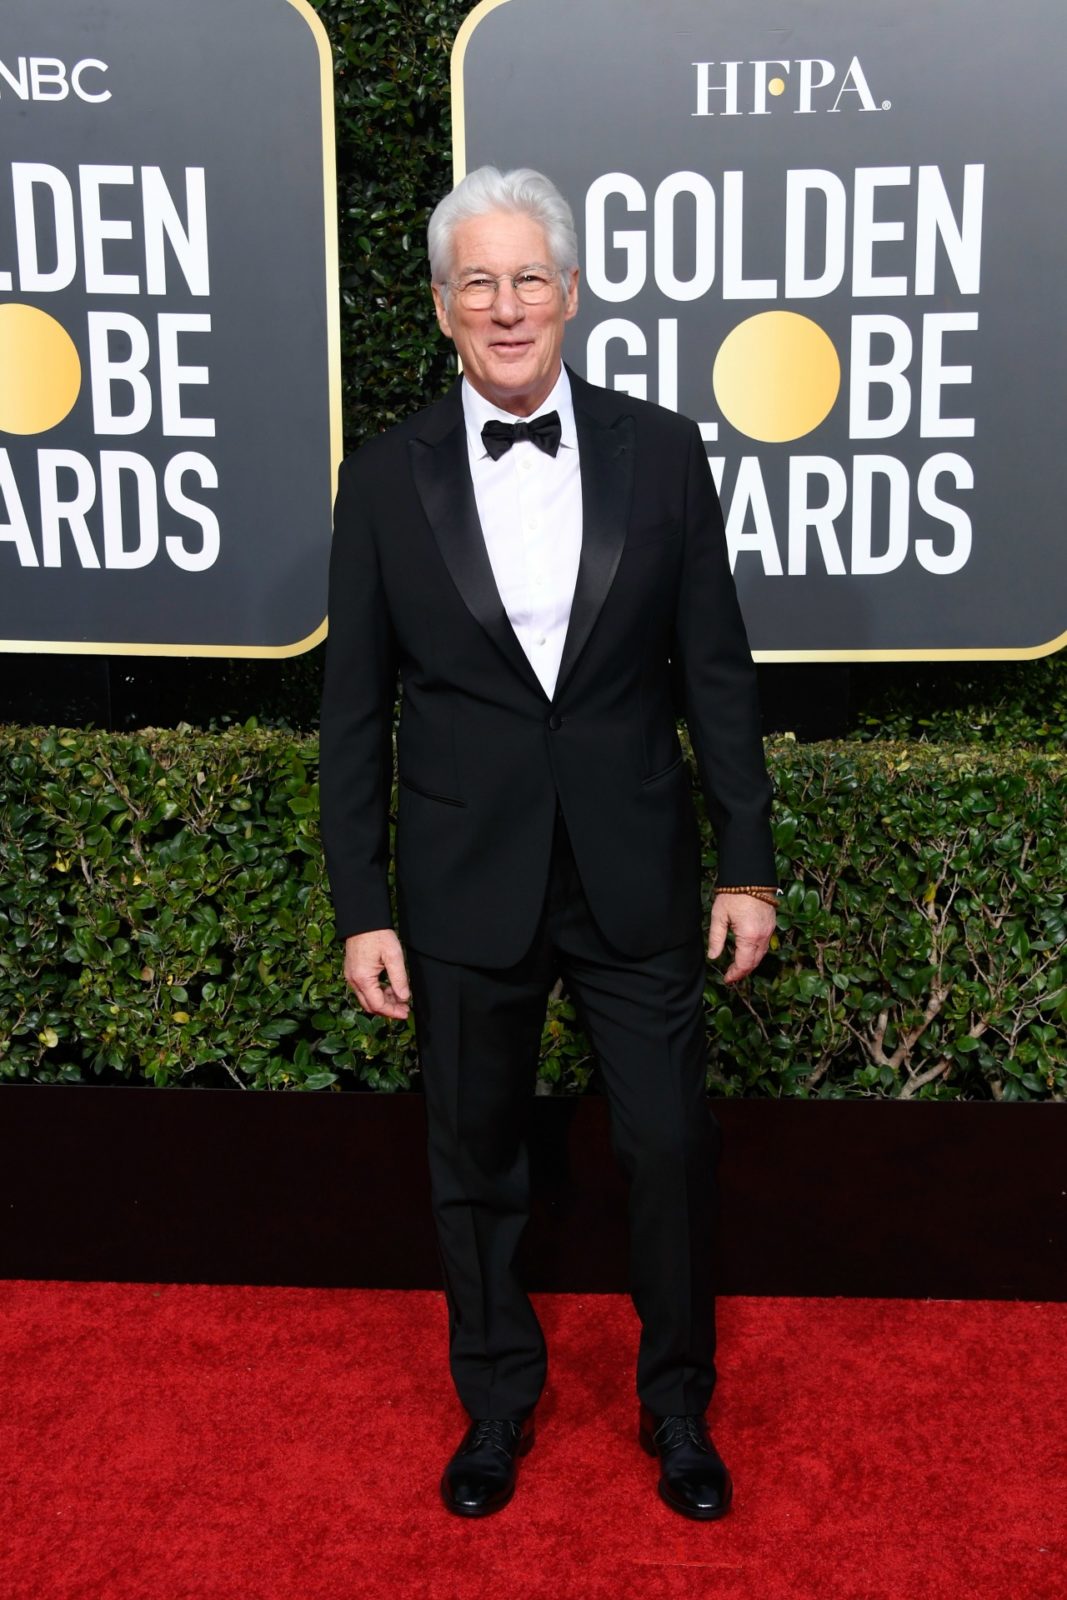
[462,365,577,460]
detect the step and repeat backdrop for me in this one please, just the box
[0,0,1063,660]
[455,0,1066,659]
[0,0,338,656]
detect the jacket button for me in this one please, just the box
[547,713,562,731]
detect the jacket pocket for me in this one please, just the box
[399,775,466,807]
[624,522,682,551]
[641,753,685,785]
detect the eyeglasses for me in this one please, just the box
[447,267,561,309]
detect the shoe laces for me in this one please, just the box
[654,1414,710,1453]
[467,1418,521,1454]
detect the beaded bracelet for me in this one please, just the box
[714,885,781,909]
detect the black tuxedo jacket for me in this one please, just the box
[319,367,775,968]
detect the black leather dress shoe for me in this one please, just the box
[638,1404,733,1520]
[440,1416,535,1517]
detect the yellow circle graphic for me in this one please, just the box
[0,303,82,435]
[712,311,840,443]
[768,76,786,95]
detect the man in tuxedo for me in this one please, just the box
[319,166,777,1521]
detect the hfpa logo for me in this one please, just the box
[692,58,889,116]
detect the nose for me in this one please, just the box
[490,276,524,323]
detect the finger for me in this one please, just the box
[378,980,411,1019]
[347,962,406,1014]
[706,904,730,960]
[353,977,410,1019]
[382,943,411,1004]
[723,937,770,983]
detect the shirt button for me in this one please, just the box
[536,635,547,646]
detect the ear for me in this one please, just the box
[431,282,453,340]
[563,267,580,323]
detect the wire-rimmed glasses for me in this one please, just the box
[447,266,561,308]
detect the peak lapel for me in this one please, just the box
[554,396,635,699]
[409,402,549,702]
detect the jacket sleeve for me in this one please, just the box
[318,451,399,939]
[673,421,777,888]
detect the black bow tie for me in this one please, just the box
[481,411,562,460]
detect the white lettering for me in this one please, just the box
[657,318,678,411]
[849,315,913,439]
[914,165,984,295]
[586,317,647,396]
[722,171,777,299]
[852,167,910,296]
[850,455,910,574]
[751,60,790,116]
[795,59,834,115]
[788,457,848,574]
[79,165,139,294]
[87,312,153,434]
[585,173,646,303]
[653,172,715,301]
[0,449,38,566]
[692,62,741,117]
[158,313,215,436]
[916,454,973,573]
[37,450,100,568]
[784,170,846,298]
[143,166,210,296]
[0,57,30,99]
[920,312,977,438]
[830,56,878,113]
[0,57,109,102]
[100,452,159,568]
[71,59,110,103]
[11,164,77,292]
[722,456,783,573]
[164,453,220,571]
[29,58,68,101]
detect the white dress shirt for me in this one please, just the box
[461,366,583,699]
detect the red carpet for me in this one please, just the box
[1,1284,1064,1600]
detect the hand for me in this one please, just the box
[344,928,411,1019]
[707,893,776,984]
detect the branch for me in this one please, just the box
[900,1020,989,1100]
[804,1055,832,1093]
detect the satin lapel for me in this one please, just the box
[409,416,549,702]
[554,405,635,699]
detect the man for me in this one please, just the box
[319,166,777,1521]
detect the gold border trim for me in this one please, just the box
[0,617,328,659]
[448,0,1066,666]
[1,0,339,661]
[451,0,514,184]
[290,0,343,543]
[754,628,1067,663]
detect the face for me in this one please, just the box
[432,210,579,417]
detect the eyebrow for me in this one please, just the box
[454,262,554,277]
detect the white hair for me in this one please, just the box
[427,165,579,286]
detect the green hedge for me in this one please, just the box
[848,656,1067,751]
[1,728,1062,1099]
[325,0,467,444]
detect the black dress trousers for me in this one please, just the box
[406,804,720,1422]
